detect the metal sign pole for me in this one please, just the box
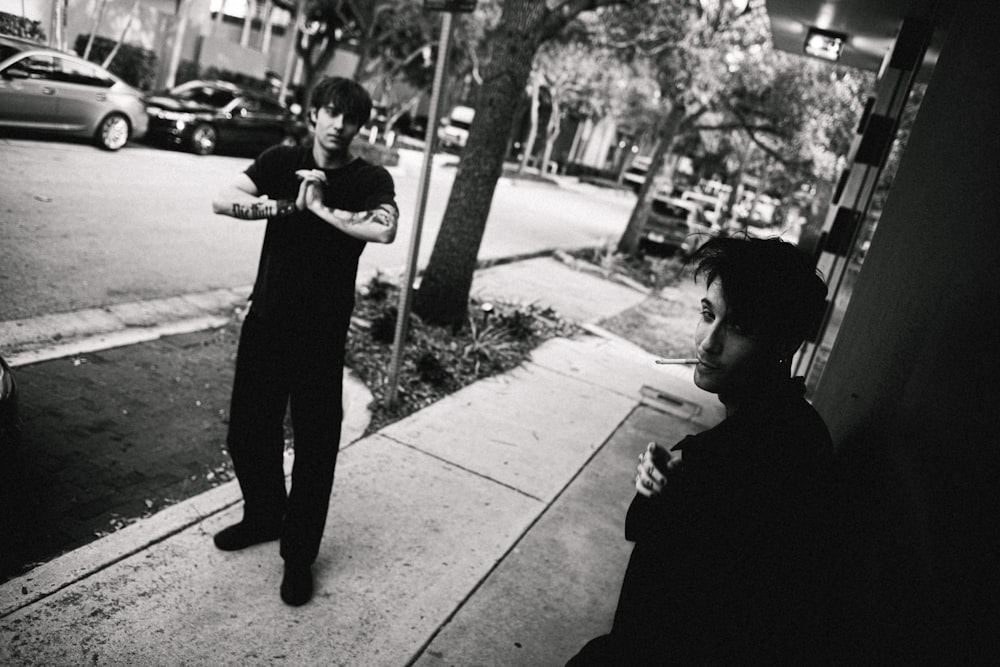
[385,11,454,408]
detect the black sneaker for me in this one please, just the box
[213,521,282,551]
[280,563,313,606]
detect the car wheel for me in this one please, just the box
[190,124,218,155]
[95,113,131,151]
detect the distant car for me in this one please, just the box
[641,196,718,256]
[438,104,474,152]
[680,190,726,227]
[0,34,147,150]
[144,79,307,156]
[623,156,651,193]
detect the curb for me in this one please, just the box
[2,286,252,368]
[0,369,373,618]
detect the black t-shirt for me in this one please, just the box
[244,145,396,329]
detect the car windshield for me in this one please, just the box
[171,85,236,108]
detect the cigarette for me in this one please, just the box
[655,358,699,365]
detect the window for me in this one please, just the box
[53,57,114,87]
[17,54,57,79]
[176,86,235,108]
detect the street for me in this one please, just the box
[0,134,639,579]
[0,136,637,321]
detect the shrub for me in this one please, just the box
[0,11,45,41]
[72,34,157,90]
[347,276,580,433]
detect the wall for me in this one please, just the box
[812,1,999,660]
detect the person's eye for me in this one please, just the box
[700,309,714,322]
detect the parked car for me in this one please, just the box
[680,189,727,227]
[0,34,147,150]
[641,195,718,256]
[437,104,474,152]
[622,155,651,193]
[0,353,18,452]
[144,79,307,156]
[0,351,21,578]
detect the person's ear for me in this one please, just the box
[308,108,317,126]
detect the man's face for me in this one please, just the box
[311,104,361,153]
[693,279,765,395]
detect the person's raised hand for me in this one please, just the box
[294,169,326,211]
[634,442,681,497]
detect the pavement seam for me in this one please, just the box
[378,433,546,503]
[404,403,640,667]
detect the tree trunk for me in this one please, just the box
[240,0,256,47]
[50,0,67,51]
[82,0,109,60]
[101,0,141,70]
[164,0,193,89]
[616,103,685,256]
[412,0,547,328]
[297,34,338,111]
[540,91,560,175]
[518,71,541,174]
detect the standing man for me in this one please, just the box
[210,76,397,606]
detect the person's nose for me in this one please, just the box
[331,113,344,129]
[698,322,724,356]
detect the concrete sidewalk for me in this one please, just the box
[0,257,722,666]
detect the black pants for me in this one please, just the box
[226,311,346,565]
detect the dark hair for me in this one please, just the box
[308,76,372,126]
[691,236,828,352]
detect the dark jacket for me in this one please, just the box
[607,377,839,665]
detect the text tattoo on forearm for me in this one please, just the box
[231,201,274,219]
[230,200,295,219]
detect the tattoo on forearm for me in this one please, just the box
[230,199,296,219]
[372,206,398,227]
[231,201,275,219]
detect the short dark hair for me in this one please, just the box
[691,236,828,351]
[309,76,372,126]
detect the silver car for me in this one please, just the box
[0,35,147,151]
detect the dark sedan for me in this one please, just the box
[144,79,306,155]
